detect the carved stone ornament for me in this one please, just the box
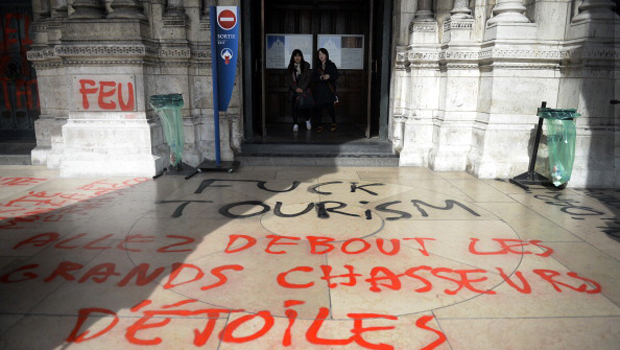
[54,45,147,57]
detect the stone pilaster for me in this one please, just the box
[444,0,474,43]
[51,0,68,18]
[487,0,530,25]
[572,0,619,23]
[391,48,409,154]
[561,0,620,187]
[201,0,213,19]
[431,0,478,171]
[55,19,161,177]
[108,0,146,20]
[35,0,51,21]
[451,0,473,19]
[413,0,433,22]
[29,2,67,168]
[70,0,106,19]
[164,0,186,19]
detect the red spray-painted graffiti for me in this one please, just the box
[0,179,608,348]
[76,77,136,112]
[0,177,47,187]
[1,229,594,349]
[0,178,149,229]
[66,300,446,350]
[3,234,600,295]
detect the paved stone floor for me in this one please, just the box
[0,165,619,350]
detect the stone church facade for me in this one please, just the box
[26,0,619,187]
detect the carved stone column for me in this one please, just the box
[108,0,146,19]
[572,0,619,23]
[414,0,434,21]
[36,0,51,20]
[444,0,474,43]
[451,0,472,19]
[409,0,438,45]
[487,0,530,25]
[565,0,619,186]
[51,0,68,18]
[70,0,106,19]
[164,0,185,18]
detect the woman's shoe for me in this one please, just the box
[305,120,312,130]
[293,124,299,132]
[330,123,337,132]
[316,126,324,133]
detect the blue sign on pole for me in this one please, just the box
[213,6,239,112]
[210,6,239,165]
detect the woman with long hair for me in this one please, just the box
[285,49,312,132]
[312,48,339,132]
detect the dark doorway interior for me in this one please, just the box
[242,0,391,144]
[0,0,39,141]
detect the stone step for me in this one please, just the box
[235,155,399,167]
[237,141,399,167]
[0,154,32,165]
[241,142,395,156]
[0,141,35,165]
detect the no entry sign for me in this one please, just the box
[217,9,237,30]
[212,6,239,112]
[210,6,240,164]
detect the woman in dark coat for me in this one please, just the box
[284,49,312,132]
[312,48,339,132]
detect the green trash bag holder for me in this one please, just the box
[149,94,196,178]
[510,101,579,190]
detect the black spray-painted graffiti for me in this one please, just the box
[159,179,482,220]
[534,191,619,237]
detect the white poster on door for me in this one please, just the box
[318,34,364,70]
[266,34,313,69]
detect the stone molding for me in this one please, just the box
[402,46,618,67]
[192,50,210,59]
[32,62,65,69]
[163,18,187,27]
[444,19,474,32]
[407,51,442,61]
[55,45,147,57]
[63,60,146,66]
[409,22,437,33]
[565,48,620,60]
[200,19,210,32]
[442,64,479,70]
[29,44,214,65]
[32,22,48,32]
[158,48,192,58]
[27,49,56,61]
[442,50,479,60]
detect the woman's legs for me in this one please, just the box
[291,98,299,125]
[313,105,323,129]
[326,103,336,124]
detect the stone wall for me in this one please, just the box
[393,0,619,187]
[27,0,619,187]
[28,0,241,177]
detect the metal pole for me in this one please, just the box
[527,101,546,175]
[210,6,221,165]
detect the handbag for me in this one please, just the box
[319,66,339,106]
[296,89,315,109]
